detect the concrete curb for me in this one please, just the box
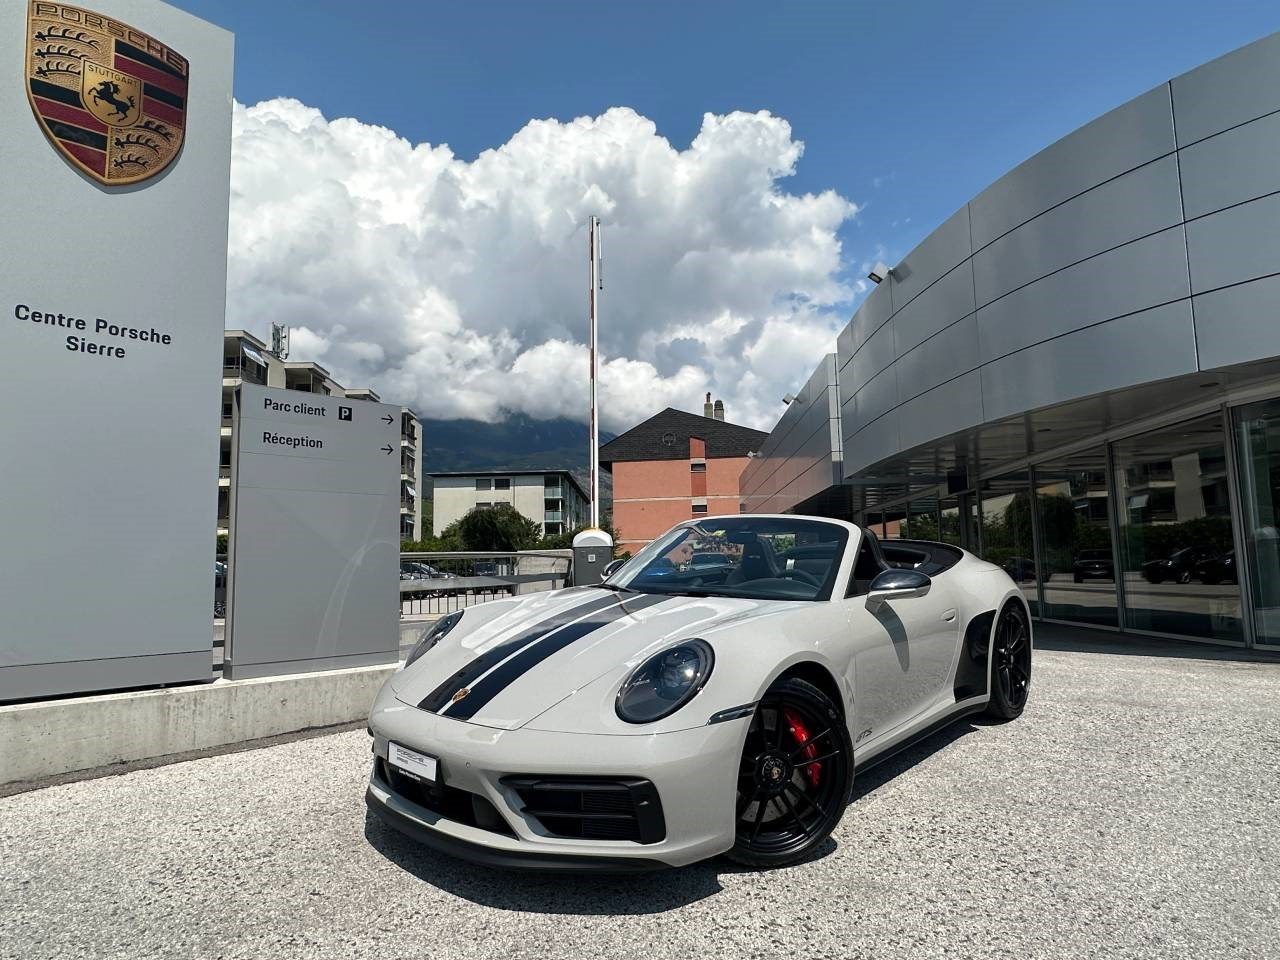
[0,663,396,786]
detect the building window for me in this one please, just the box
[475,478,492,491]
[692,503,708,515]
[1035,447,1118,628]
[494,478,511,490]
[690,462,707,473]
[979,471,1037,616]
[1114,413,1239,642]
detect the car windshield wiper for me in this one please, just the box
[596,582,636,592]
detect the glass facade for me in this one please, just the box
[1035,448,1118,627]
[1114,415,1241,643]
[855,397,1280,647]
[1234,399,1280,648]
[979,471,1038,616]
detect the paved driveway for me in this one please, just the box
[2,635,1277,959]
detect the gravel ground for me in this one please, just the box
[2,638,1278,960]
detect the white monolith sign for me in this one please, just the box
[0,0,234,701]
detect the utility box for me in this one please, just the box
[572,528,615,586]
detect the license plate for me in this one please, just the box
[388,742,438,783]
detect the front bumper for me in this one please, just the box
[366,680,746,869]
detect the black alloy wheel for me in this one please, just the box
[986,602,1032,720]
[726,676,852,868]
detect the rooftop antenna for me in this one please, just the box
[587,215,601,528]
[270,322,290,360]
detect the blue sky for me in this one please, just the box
[173,0,1280,295]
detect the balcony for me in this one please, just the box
[222,358,266,385]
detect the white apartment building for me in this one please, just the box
[219,330,423,541]
[430,470,589,538]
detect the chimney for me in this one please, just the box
[713,399,725,421]
[704,392,714,418]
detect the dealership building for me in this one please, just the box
[742,32,1280,650]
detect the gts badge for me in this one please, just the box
[855,728,873,744]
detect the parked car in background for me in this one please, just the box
[1002,556,1037,582]
[214,560,227,618]
[1193,550,1237,585]
[1072,549,1114,583]
[1142,547,1216,584]
[687,552,733,572]
[400,561,457,581]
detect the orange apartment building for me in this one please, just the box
[600,397,769,554]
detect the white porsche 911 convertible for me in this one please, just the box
[366,515,1032,871]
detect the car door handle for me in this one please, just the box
[941,608,957,623]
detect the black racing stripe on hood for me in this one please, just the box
[443,592,671,721]
[417,592,621,713]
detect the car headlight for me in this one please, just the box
[402,611,463,670]
[615,639,714,724]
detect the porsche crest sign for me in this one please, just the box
[25,1,188,186]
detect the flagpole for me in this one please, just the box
[588,216,601,529]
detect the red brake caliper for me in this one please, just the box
[782,707,822,787]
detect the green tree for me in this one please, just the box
[454,504,542,551]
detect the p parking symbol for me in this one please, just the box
[338,406,353,422]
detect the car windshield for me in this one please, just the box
[608,517,848,601]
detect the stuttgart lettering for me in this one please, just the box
[14,302,174,360]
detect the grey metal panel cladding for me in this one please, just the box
[1195,275,1280,370]
[971,155,1183,307]
[975,226,1191,362]
[844,412,900,477]
[1178,112,1280,219]
[846,320,896,391]
[892,260,976,356]
[979,302,1197,422]
[896,371,984,454]
[840,281,893,358]
[890,205,972,307]
[1185,192,1280,294]
[1170,31,1280,147]
[895,313,980,402]
[835,321,855,370]
[851,367,897,433]
[968,86,1176,249]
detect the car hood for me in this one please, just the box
[392,586,792,731]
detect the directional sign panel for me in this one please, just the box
[224,384,400,679]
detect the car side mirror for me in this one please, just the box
[867,568,931,606]
[601,558,626,580]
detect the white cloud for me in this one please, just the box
[227,99,859,431]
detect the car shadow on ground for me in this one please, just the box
[364,719,980,912]
[363,809,734,913]
[848,719,981,804]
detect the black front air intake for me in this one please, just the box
[503,776,666,844]
[378,759,514,836]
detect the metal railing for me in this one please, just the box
[399,550,572,616]
[213,550,571,639]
